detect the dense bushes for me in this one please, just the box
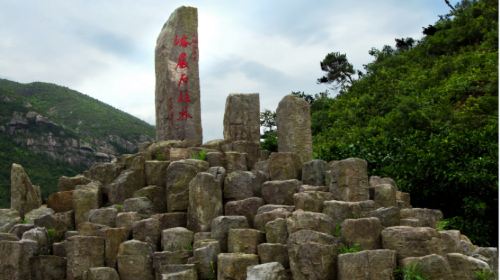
[312,0,497,245]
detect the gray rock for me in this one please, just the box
[206,152,225,167]
[22,227,49,254]
[287,229,338,280]
[83,267,119,280]
[400,254,453,280]
[116,211,141,234]
[262,179,300,205]
[276,95,313,164]
[187,172,222,232]
[34,210,74,241]
[152,212,187,230]
[368,207,401,227]
[124,197,155,218]
[254,208,292,232]
[0,239,38,280]
[265,218,288,244]
[58,174,92,192]
[298,185,329,192]
[207,166,226,187]
[10,163,42,217]
[224,152,248,173]
[232,141,261,170]
[52,241,66,257]
[372,183,397,207]
[24,206,55,224]
[73,182,102,229]
[31,255,67,280]
[117,240,154,280]
[341,217,382,250]
[223,171,257,201]
[227,228,264,254]
[161,227,193,252]
[268,152,301,180]
[396,191,412,208]
[154,250,193,280]
[210,216,249,252]
[247,262,287,280]
[447,252,492,280]
[133,218,161,250]
[193,239,219,279]
[473,247,498,276]
[8,223,34,239]
[369,176,397,189]
[337,249,397,280]
[439,230,462,254]
[101,227,128,267]
[107,169,145,204]
[166,160,207,212]
[257,243,289,268]
[223,93,260,144]
[301,159,328,186]
[145,160,170,187]
[83,162,123,186]
[0,208,21,233]
[161,268,198,280]
[155,6,202,146]
[66,235,105,280]
[400,208,443,228]
[88,207,118,227]
[328,158,369,201]
[224,197,264,227]
[322,200,376,226]
[287,210,335,235]
[134,185,167,213]
[217,253,259,280]
[294,191,334,212]
[381,226,442,260]
[0,232,19,241]
[257,204,295,214]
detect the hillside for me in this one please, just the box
[0,79,155,207]
[311,0,497,246]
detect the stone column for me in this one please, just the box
[276,95,313,164]
[155,6,202,145]
[223,93,260,144]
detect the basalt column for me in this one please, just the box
[155,6,202,145]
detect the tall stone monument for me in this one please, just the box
[276,95,313,164]
[155,6,202,145]
[223,93,260,144]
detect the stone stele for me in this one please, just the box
[276,95,313,164]
[155,6,202,145]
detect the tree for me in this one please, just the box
[317,52,355,89]
[260,109,278,152]
[395,37,415,51]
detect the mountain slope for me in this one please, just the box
[0,79,155,207]
[312,0,497,246]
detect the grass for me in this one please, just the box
[394,263,427,280]
[338,243,362,254]
[474,269,495,280]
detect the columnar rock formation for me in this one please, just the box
[155,6,202,145]
[0,6,497,280]
[276,95,313,164]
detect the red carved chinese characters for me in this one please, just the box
[170,33,197,122]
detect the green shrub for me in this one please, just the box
[394,263,427,280]
[192,150,207,161]
[474,269,495,280]
[338,243,362,254]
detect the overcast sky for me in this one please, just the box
[0,0,455,141]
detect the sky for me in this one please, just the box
[0,0,456,141]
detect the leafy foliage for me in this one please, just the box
[338,243,362,254]
[394,263,427,280]
[260,109,278,152]
[312,0,498,246]
[474,269,496,280]
[317,52,355,89]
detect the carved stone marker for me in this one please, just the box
[155,6,202,146]
[276,95,312,164]
[223,93,260,144]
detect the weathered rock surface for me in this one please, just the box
[217,253,259,280]
[265,218,288,244]
[133,218,161,250]
[117,240,154,280]
[66,235,105,280]
[211,216,249,252]
[223,171,257,201]
[0,209,21,233]
[31,255,67,280]
[247,262,287,280]
[328,158,369,201]
[155,6,202,145]
[337,249,397,280]
[294,191,334,212]
[322,200,376,226]
[276,95,313,164]
[224,197,264,227]
[381,226,442,260]
[262,179,300,205]
[227,228,264,254]
[187,172,222,232]
[10,163,42,217]
[401,254,453,280]
[162,227,193,252]
[400,208,443,228]
[166,160,208,212]
[223,93,260,144]
[133,185,167,213]
[287,210,335,235]
[82,267,120,280]
[107,169,144,204]
[73,182,102,229]
[268,152,301,180]
[341,217,382,250]
[301,159,328,186]
[257,243,289,268]
[145,160,170,187]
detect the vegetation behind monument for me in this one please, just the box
[300,0,497,246]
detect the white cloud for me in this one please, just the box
[0,0,455,142]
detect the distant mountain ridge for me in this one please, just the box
[0,78,155,206]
